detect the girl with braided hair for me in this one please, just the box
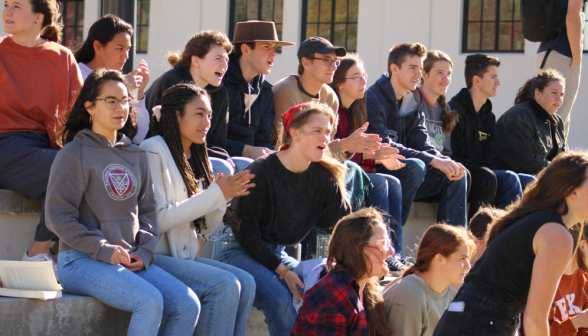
[140,83,256,336]
[47,70,200,336]
[213,102,351,336]
[492,70,568,176]
[420,50,496,220]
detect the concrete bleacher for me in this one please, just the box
[0,190,438,336]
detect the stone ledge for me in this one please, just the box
[0,190,42,213]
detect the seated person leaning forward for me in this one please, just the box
[213,102,351,336]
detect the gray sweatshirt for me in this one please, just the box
[419,88,452,157]
[383,274,456,336]
[45,129,158,268]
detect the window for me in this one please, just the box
[229,0,284,52]
[136,0,150,53]
[59,0,84,48]
[302,0,359,52]
[462,0,525,52]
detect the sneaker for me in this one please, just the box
[22,251,59,283]
[386,255,413,277]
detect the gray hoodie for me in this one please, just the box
[46,129,158,268]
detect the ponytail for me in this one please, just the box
[401,224,476,278]
[438,94,458,133]
[167,51,182,67]
[31,0,62,43]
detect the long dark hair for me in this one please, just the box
[513,69,566,105]
[422,50,459,133]
[31,0,63,43]
[328,208,394,336]
[570,223,588,273]
[149,83,215,235]
[57,69,137,146]
[329,53,367,132]
[74,15,133,64]
[488,151,588,244]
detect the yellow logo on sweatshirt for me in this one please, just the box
[479,131,489,141]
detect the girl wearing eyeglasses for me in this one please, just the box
[383,224,475,336]
[46,70,200,336]
[329,53,408,271]
[292,207,395,336]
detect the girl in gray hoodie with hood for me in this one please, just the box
[46,70,200,336]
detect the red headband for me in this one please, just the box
[280,103,310,151]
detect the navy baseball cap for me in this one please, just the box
[297,36,347,61]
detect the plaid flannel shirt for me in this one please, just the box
[291,270,368,336]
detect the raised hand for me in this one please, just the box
[339,122,382,155]
[215,170,255,199]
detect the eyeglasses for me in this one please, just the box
[364,238,392,245]
[308,57,341,67]
[94,97,131,110]
[345,74,369,83]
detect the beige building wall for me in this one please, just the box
[1,0,586,148]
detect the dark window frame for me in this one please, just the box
[228,0,284,52]
[58,0,85,48]
[301,0,358,52]
[462,0,525,53]
[136,0,150,53]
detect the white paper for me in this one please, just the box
[0,260,62,291]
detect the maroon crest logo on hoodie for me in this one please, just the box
[103,164,138,201]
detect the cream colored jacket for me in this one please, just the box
[141,136,227,260]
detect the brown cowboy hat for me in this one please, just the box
[232,20,295,46]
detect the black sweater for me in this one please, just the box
[145,63,230,160]
[230,153,351,270]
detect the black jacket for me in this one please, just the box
[492,100,567,174]
[366,74,442,166]
[448,88,495,167]
[222,54,274,157]
[145,63,230,160]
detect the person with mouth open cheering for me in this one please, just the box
[213,102,351,336]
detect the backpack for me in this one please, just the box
[520,0,566,42]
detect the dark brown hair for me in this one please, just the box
[464,54,500,89]
[329,53,367,132]
[488,151,588,244]
[402,224,476,278]
[514,69,566,105]
[387,43,427,76]
[327,208,394,336]
[31,0,63,43]
[167,31,233,68]
[58,69,137,146]
[74,15,133,64]
[298,53,314,75]
[422,50,459,133]
[569,223,588,273]
[233,42,257,59]
[275,103,348,199]
[469,206,505,240]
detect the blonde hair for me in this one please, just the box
[276,103,348,200]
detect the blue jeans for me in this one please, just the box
[493,170,523,208]
[213,226,300,336]
[58,250,199,336]
[379,158,468,228]
[433,283,519,336]
[153,254,255,336]
[210,157,254,175]
[366,172,403,254]
[518,173,536,191]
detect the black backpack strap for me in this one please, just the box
[540,49,553,70]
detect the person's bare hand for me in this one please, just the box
[110,246,131,265]
[215,170,255,199]
[284,270,305,301]
[571,309,588,329]
[125,60,150,100]
[571,55,582,69]
[431,157,466,180]
[123,254,144,272]
[373,144,399,160]
[339,122,382,155]
[243,145,272,160]
[382,155,406,171]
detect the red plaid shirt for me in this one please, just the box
[291,270,368,336]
